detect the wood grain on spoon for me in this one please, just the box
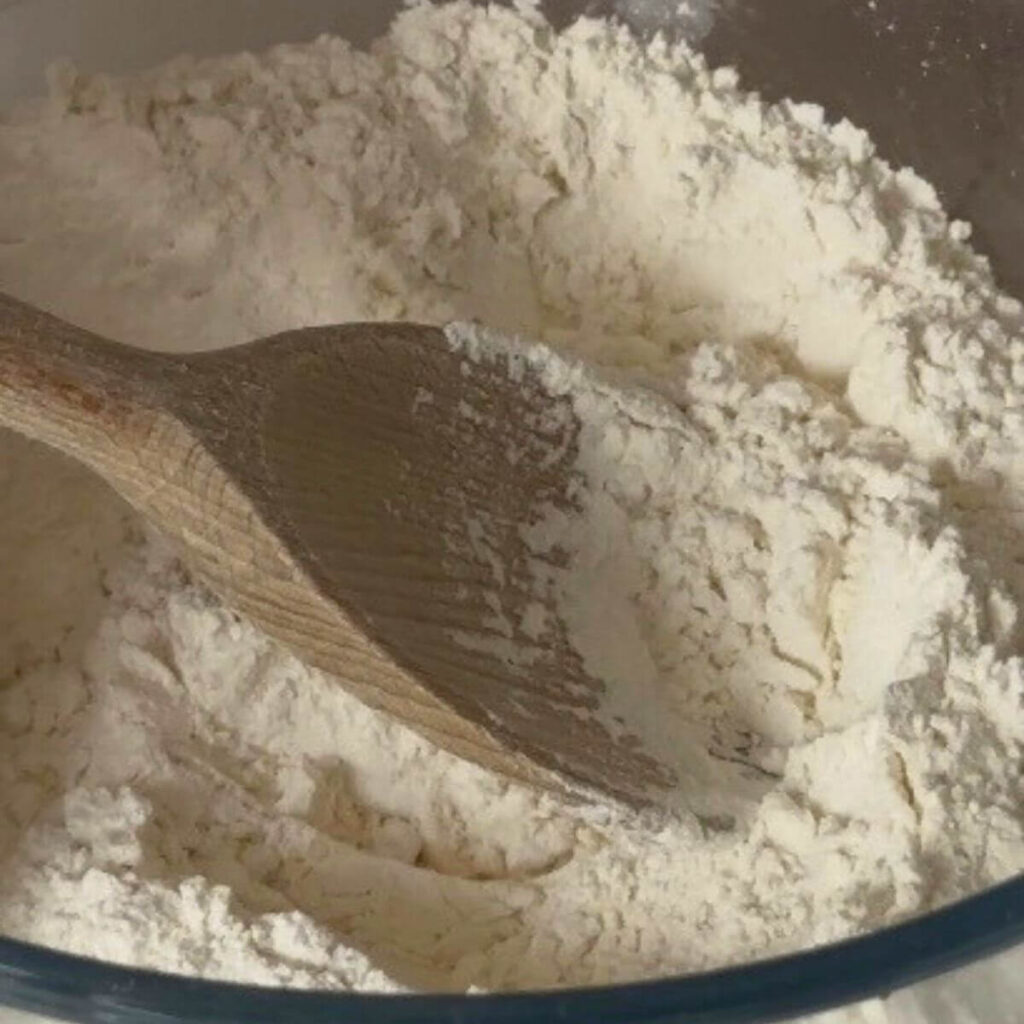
[0,292,675,806]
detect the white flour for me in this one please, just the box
[1,0,1024,995]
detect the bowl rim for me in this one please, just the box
[0,872,1022,1023]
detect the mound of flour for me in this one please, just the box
[1,0,1023,993]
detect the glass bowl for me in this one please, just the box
[1,2,1023,1021]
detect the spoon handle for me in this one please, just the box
[0,292,173,469]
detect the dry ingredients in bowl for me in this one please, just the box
[1,0,1024,993]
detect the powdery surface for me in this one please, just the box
[1,0,1024,994]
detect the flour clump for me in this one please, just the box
[1,0,1024,993]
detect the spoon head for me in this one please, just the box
[183,322,676,807]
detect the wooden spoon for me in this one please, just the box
[0,292,675,807]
